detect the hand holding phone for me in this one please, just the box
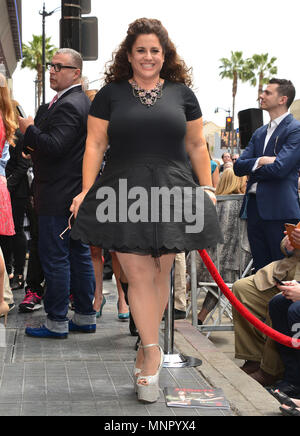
[16,105,26,118]
[285,223,300,249]
[273,276,284,285]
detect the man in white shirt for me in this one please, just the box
[234,78,300,272]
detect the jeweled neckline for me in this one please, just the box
[129,80,163,107]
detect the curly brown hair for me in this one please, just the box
[104,18,193,87]
[0,74,17,146]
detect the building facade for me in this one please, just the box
[0,0,22,78]
[291,99,300,122]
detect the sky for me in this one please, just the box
[12,0,300,128]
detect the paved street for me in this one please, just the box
[0,278,282,417]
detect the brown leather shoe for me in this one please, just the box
[250,368,279,387]
[240,360,260,375]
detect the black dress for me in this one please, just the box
[71,80,223,257]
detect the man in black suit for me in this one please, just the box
[19,48,96,338]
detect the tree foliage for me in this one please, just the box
[21,35,57,107]
[219,51,253,129]
[246,53,278,104]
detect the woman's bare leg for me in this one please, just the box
[116,252,175,376]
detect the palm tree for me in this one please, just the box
[219,51,253,132]
[246,53,278,105]
[21,35,57,108]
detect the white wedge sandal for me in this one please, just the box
[133,342,143,393]
[133,367,142,393]
[136,343,164,403]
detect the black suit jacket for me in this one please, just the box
[24,86,91,215]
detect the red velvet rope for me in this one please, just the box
[198,249,300,349]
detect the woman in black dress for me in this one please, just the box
[71,18,222,403]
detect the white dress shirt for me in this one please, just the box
[48,84,82,110]
[248,112,289,194]
[57,84,81,100]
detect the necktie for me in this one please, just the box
[48,94,58,109]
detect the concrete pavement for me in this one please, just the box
[0,277,282,417]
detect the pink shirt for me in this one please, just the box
[0,114,6,156]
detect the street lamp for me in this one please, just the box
[214,107,231,116]
[39,3,61,105]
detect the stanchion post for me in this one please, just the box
[163,259,202,368]
[163,263,175,354]
[190,251,198,327]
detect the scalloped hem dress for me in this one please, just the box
[71,80,222,258]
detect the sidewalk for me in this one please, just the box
[0,278,281,416]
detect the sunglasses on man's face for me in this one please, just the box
[46,63,78,73]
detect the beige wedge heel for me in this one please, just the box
[133,367,142,393]
[133,343,142,393]
[136,343,164,403]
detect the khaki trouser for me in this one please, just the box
[174,252,186,312]
[0,247,14,305]
[232,275,284,377]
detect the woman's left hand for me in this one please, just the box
[70,190,88,218]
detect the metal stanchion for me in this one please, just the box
[163,261,202,368]
[190,251,198,327]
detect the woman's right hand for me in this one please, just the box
[204,189,217,205]
[70,190,88,218]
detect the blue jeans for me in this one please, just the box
[38,215,96,333]
[269,293,300,386]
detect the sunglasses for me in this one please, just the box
[46,63,78,73]
[59,213,74,240]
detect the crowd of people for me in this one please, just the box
[0,17,299,416]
